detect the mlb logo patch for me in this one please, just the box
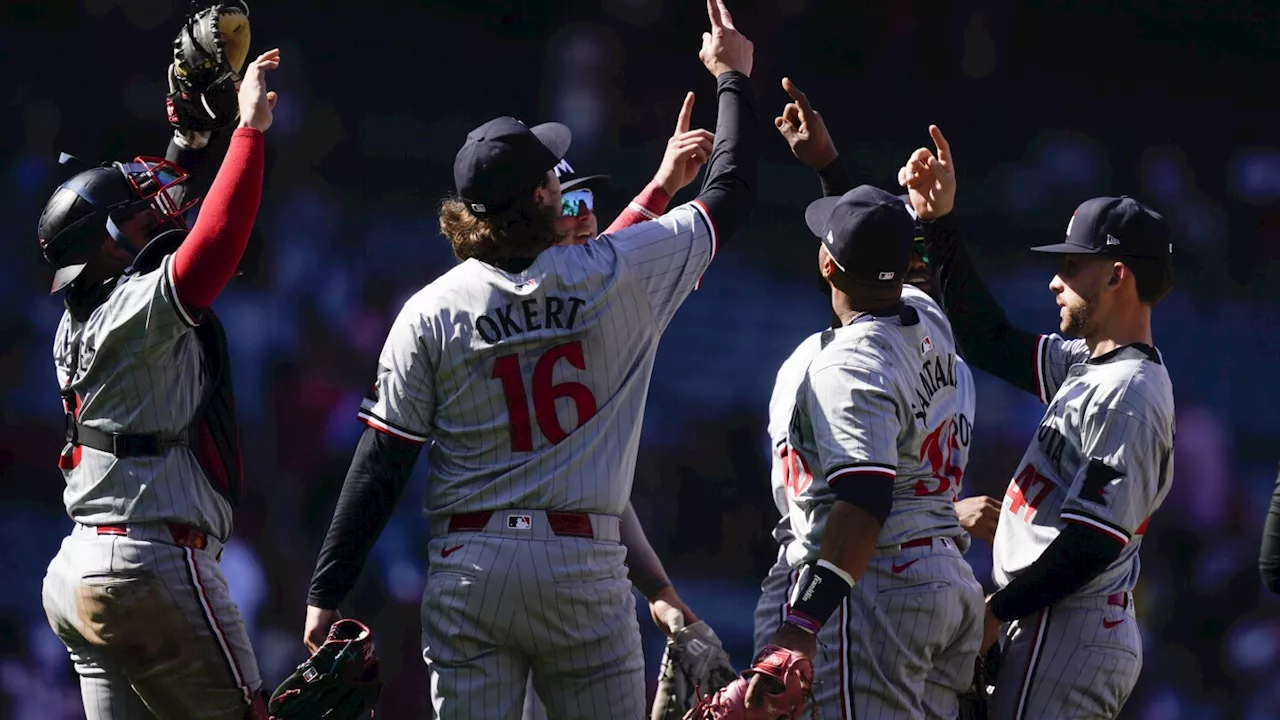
[878,271,896,280]
[920,336,934,355]
[507,514,533,530]
[513,278,539,294]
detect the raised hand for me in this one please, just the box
[653,92,715,197]
[898,125,956,219]
[237,49,280,133]
[775,77,837,170]
[698,0,754,78]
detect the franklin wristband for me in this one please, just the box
[784,559,855,634]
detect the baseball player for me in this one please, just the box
[37,47,280,720]
[520,112,722,720]
[902,125,1176,719]
[302,3,756,718]
[1259,462,1280,594]
[743,181,985,720]
[751,81,999,720]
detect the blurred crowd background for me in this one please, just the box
[2,1,1279,718]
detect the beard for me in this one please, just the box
[1061,300,1095,337]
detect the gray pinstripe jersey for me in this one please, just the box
[784,287,976,568]
[767,331,825,548]
[360,202,717,519]
[53,254,232,539]
[993,337,1174,596]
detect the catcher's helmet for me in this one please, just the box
[38,156,195,293]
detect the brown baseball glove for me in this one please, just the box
[682,644,813,720]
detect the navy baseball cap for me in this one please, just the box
[453,117,572,215]
[805,185,913,284]
[554,158,611,193]
[1031,196,1172,260]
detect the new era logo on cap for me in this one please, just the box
[1033,196,1171,260]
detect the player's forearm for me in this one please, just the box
[692,70,757,246]
[988,524,1123,621]
[171,127,263,309]
[620,501,672,599]
[816,156,853,198]
[307,426,419,609]
[783,499,881,635]
[603,183,672,235]
[1259,463,1280,593]
[923,213,1041,395]
[818,499,882,580]
[165,130,217,207]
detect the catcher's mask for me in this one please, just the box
[38,154,196,293]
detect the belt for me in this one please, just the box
[69,423,185,458]
[95,523,211,552]
[446,511,596,539]
[874,535,955,556]
[1107,592,1130,610]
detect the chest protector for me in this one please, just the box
[61,229,245,507]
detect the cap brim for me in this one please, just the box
[561,174,611,193]
[532,123,572,164]
[804,196,844,237]
[1029,242,1100,254]
[50,263,87,293]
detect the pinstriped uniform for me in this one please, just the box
[767,287,984,720]
[990,337,1173,720]
[41,255,260,719]
[752,330,820,652]
[359,204,716,719]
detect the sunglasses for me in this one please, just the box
[912,237,929,265]
[560,189,594,218]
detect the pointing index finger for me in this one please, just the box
[706,0,722,29]
[715,0,736,29]
[930,125,952,165]
[676,92,695,134]
[781,77,813,120]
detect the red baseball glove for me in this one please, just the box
[682,644,813,720]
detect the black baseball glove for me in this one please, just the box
[268,619,381,720]
[958,644,1002,720]
[166,1,252,133]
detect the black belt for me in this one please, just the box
[70,422,185,458]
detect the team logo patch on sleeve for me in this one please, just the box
[1080,458,1123,504]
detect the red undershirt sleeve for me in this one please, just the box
[171,127,264,310]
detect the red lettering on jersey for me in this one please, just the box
[1006,464,1054,522]
[492,341,599,452]
[1134,516,1150,535]
[914,417,963,498]
[780,444,814,500]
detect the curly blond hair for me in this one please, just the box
[438,193,559,266]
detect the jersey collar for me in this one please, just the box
[1088,342,1162,366]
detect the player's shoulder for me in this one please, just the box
[598,202,708,245]
[1041,332,1091,361]
[807,322,897,382]
[777,331,826,379]
[1083,343,1174,415]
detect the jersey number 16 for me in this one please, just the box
[492,340,599,452]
